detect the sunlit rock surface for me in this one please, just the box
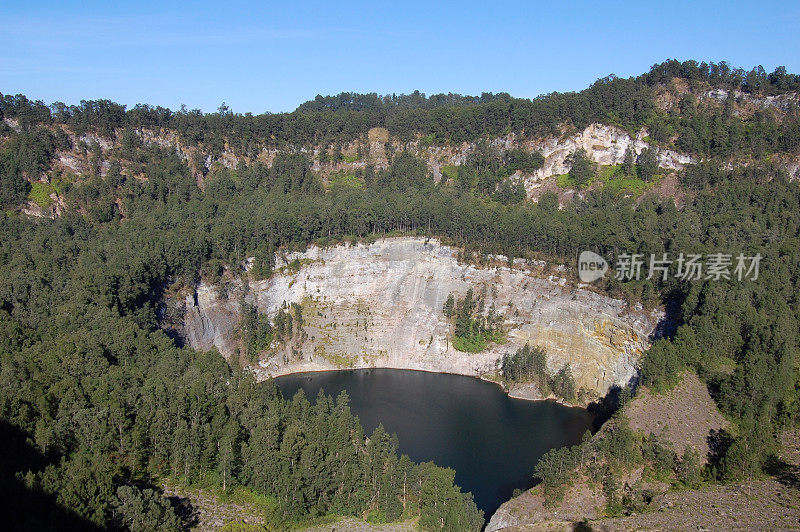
[180,237,661,398]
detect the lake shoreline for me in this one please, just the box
[273,368,596,521]
[261,364,590,408]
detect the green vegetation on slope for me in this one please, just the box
[557,147,662,195]
[501,344,577,402]
[1,126,797,527]
[1,59,800,528]
[443,289,506,352]
[4,59,800,159]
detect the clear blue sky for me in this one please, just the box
[2,1,799,114]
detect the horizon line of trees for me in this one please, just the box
[2,60,799,159]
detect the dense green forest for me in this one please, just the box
[2,60,800,159]
[1,60,800,529]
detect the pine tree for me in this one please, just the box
[622,145,636,176]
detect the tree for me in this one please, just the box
[218,420,242,492]
[505,148,544,173]
[443,294,455,319]
[418,463,483,531]
[217,101,231,116]
[538,190,559,213]
[448,289,504,352]
[551,364,576,401]
[114,486,181,532]
[533,443,584,506]
[637,147,659,181]
[567,148,596,188]
[721,412,775,484]
[378,151,431,190]
[0,128,59,207]
[0,163,30,207]
[677,447,703,488]
[501,343,549,393]
[622,145,636,176]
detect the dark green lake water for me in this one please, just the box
[274,368,595,520]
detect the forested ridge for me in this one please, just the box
[1,60,800,529]
[2,59,800,159]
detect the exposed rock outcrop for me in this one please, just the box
[523,123,693,185]
[182,285,241,360]
[702,88,799,116]
[126,122,694,198]
[179,237,661,399]
[40,119,705,206]
[408,124,694,199]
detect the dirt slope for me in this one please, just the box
[623,371,729,458]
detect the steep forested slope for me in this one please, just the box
[1,60,800,529]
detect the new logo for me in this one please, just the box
[578,251,608,283]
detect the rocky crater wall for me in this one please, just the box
[179,237,661,398]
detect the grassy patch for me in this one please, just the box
[328,171,363,190]
[604,176,655,196]
[28,181,57,208]
[452,330,506,353]
[598,164,621,181]
[342,154,359,163]
[452,335,487,352]
[597,165,660,197]
[556,173,575,188]
[225,487,279,513]
[492,330,509,345]
[27,173,70,209]
[481,371,503,383]
[366,510,387,524]
[702,355,737,377]
[440,164,458,182]
[556,164,659,197]
[557,166,618,189]
[315,345,356,368]
[420,133,436,146]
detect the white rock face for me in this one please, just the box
[3,118,20,132]
[180,238,661,398]
[702,88,799,114]
[78,133,113,151]
[382,123,694,197]
[182,286,241,360]
[523,123,693,187]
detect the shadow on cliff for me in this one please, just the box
[584,290,684,431]
[0,421,103,531]
[585,372,640,432]
[651,289,684,342]
[163,326,187,348]
[586,386,623,431]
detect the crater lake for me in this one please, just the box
[275,368,595,520]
